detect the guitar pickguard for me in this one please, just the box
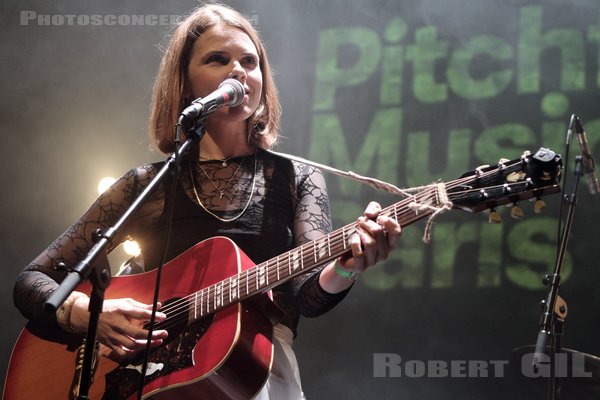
[102,310,214,399]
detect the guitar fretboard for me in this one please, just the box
[187,184,444,322]
[166,150,560,326]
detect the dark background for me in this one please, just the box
[2,0,600,398]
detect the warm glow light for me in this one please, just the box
[123,239,141,256]
[97,177,117,194]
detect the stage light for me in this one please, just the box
[97,177,117,194]
[123,239,141,256]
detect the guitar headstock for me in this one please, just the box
[448,147,562,214]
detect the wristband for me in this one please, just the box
[333,261,359,280]
[56,291,89,333]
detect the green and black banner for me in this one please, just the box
[2,0,600,398]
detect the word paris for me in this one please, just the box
[373,353,593,379]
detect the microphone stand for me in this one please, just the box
[44,121,204,399]
[533,155,584,400]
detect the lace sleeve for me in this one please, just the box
[13,165,160,326]
[290,162,352,318]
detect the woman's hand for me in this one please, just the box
[70,296,168,362]
[319,201,401,293]
[338,201,401,271]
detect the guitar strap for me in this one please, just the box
[266,149,410,196]
[265,149,452,242]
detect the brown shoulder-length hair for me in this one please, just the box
[149,4,281,154]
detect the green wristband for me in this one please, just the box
[334,261,359,280]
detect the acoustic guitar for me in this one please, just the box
[3,148,562,399]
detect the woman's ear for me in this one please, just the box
[181,78,192,106]
[181,87,191,107]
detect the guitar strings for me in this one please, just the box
[152,178,468,330]
[153,195,475,331]
[149,169,523,332]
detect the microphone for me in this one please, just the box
[180,79,245,121]
[573,114,600,194]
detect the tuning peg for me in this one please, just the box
[533,197,546,214]
[510,203,524,219]
[488,208,502,224]
[475,165,490,177]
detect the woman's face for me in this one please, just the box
[186,24,263,124]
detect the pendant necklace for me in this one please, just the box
[197,156,247,199]
[189,153,257,222]
[199,155,237,168]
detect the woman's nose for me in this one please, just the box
[229,60,247,81]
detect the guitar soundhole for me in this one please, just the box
[102,297,214,400]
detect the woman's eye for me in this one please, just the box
[243,56,257,65]
[206,54,226,64]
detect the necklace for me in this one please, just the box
[199,155,238,167]
[198,156,247,199]
[189,153,257,223]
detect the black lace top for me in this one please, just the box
[14,149,351,337]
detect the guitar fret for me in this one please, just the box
[222,281,226,306]
[291,249,300,273]
[327,235,331,257]
[199,290,204,317]
[245,270,249,296]
[194,291,198,320]
[206,286,211,315]
[313,238,327,264]
[276,255,280,281]
[218,283,222,308]
[223,279,228,305]
[256,264,267,291]
[255,267,259,291]
[213,285,217,311]
[218,282,224,308]
[230,276,238,302]
[211,285,216,313]
[266,262,269,286]
[226,278,231,303]
[342,226,347,250]
[217,282,223,307]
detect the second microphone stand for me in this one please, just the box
[533,155,584,400]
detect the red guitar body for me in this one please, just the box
[3,237,274,400]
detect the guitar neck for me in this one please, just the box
[182,147,563,323]
[188,184,444,322]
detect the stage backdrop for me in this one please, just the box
[1,0,600,399]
